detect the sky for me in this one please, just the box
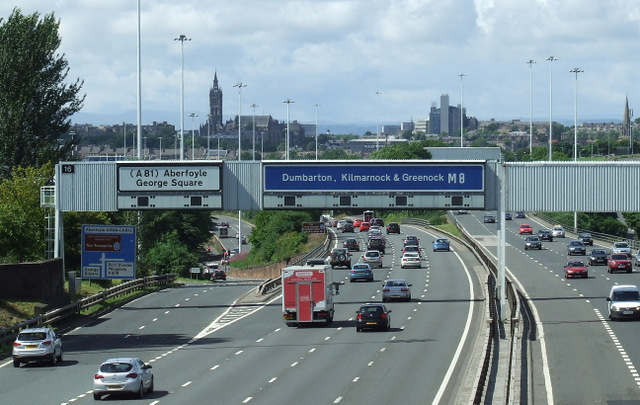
[3,0,640,132]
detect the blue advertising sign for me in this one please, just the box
[264,163,484,192]
[81,225,137,279]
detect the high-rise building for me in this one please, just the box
[209,71,223,131]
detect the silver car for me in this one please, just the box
[381,278,412,302]
[93,357,154,400]
[362,250,383,268]
[612,241,632,256]
[12,327,63,367]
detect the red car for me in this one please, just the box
[353,218,363,228]
[519,224,533,234]
[359,221,370,232]
[608,253,632,273]
[564,260,588,278]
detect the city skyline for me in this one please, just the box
[3,1,639,129]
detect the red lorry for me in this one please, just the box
[282,263,335,327]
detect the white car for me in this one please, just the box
[611,241,632,256]
[361,250,383,268]
[12,327,63,367]
[93,358,154,400]
[551,225,565,238]
[607,285,640,321]
[401,252,421,268]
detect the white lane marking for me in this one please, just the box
[182,381,192,387]
[269,377,277,383]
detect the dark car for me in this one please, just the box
[329,248,352,269]
[567,240,587,256]
[386,222,401,234]
[403,235,420,247]
[538,229,554,242]
[524,236,542,250]
[343,238,360,251]
[342,223,355,233]
[483,214,496,223]
[515,212,526,218]
[578,232,593,246]
[367,236,386,254]
[356,303,391,332]
[589,249,609,266]
[211,269,226,281]
[505,212,513,220]
[371,218,385,227]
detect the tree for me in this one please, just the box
[0,164,53,262]
[0,8,84,179]
[369,141,433,160]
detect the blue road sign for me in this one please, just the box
[264,163,484,192]
[81,225,137,279]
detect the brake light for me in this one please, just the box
[41,340,52,346]
[357,313,363,319]
[383,288,390,292]
[126,372,139,379]
[94,374,104,380]
[381,313,387,319]
[13,342,21,347]
[401,288,408,292]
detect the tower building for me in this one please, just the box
[209,71,223,131]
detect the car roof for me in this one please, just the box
[19,327,51,333]
[402,252,420,256]
[610,284,639,293]
[102,357,139,364]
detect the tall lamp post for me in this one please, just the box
[458,74,466,147]
[206,114,211,159]
[233,82,246,160]
[283,99,295,159]
[314,103,321,160]
[375,91,382,150]
[189,113,198,160]
[250,104,258,160]
[570,67,583,235]
[546,56,558,161]
[570,68,584,162]
[526,60,536,157]
[174,34,191,161]
[159,136,162,161]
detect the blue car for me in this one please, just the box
[349,263,374,282]
[432,238,451,252]
[515,212,526,218]
[505,212,513,220]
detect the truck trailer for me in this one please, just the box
[282,263,335,327]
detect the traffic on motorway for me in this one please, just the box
[458,210,640,403]
[1,210,487,405]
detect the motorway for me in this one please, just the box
[456,212,640,404]
[0,222,487,405]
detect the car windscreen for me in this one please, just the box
[613,291,640,301]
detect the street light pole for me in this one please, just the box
[250,104,258,160]
[570,67,583,235]
[546,56,557,161]
[375,91,381,150]
[174,34,191,161]
[159,136,162,161]
[526,60,536,157]
[233,82,246,161]
[458,74,466,147]
[189,113,198,160]
[570,68,584,162]
[283,99,295,159]
[207,114,211,159]
[314,103,321,160]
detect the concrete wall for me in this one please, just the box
[0,259,64,300]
